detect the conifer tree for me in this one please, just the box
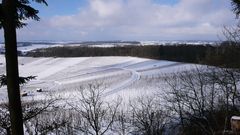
[0,0,47,134]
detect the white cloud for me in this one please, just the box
[1,0,236,41]
[90,0,123,18]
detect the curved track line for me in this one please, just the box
[103,63,184,97]
[104,68,140,97]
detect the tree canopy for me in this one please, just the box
[0,0,47,29]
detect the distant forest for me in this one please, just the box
[26,42,240,68]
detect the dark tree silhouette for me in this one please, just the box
[0,75,36,87]
[0,0,47,134]
[231,0,240,17]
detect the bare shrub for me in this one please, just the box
[110,108,133,135]
[0,98,66,135]
[69,83,121,135]
[26,107,69,135]
[164,66,240,134]
[129,96,168,135]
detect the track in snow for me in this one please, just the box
[0,56,193,101]
[103,62,186,97]
[104,68,140,96]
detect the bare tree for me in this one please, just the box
[69,84,121,135]
[231,0,240,17]
[0,98,66,135]
[0,102,11,135]
[111,109,132,135]
[162,73,186,129]
[164,67,214,134]
[163,66,240,134]
[27,107,69,135]
[129,96,167,135]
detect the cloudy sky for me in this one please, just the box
[0,0,238,41]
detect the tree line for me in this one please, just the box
[26,42,240,68]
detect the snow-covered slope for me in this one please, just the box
[0,56,195,102]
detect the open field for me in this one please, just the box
[1,55,239,134]
[0,55,195,103]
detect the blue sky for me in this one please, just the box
[0,0,237,41]
[32,0,179,17]
[31,0,88,17]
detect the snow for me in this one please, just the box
[104,68,140,97]
[0,43,63,53]
[231,116,240,120]
[0,40,218,54]
[140,40,217,46]
[17,44,63,52]
[0,55,194,103]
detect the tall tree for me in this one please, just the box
[0,0,47,134]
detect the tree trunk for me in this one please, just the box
[7,127,11,135]
[2,0,24,135]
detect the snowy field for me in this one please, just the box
[0,55,195,103]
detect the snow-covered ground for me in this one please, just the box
[0,55,195,103]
